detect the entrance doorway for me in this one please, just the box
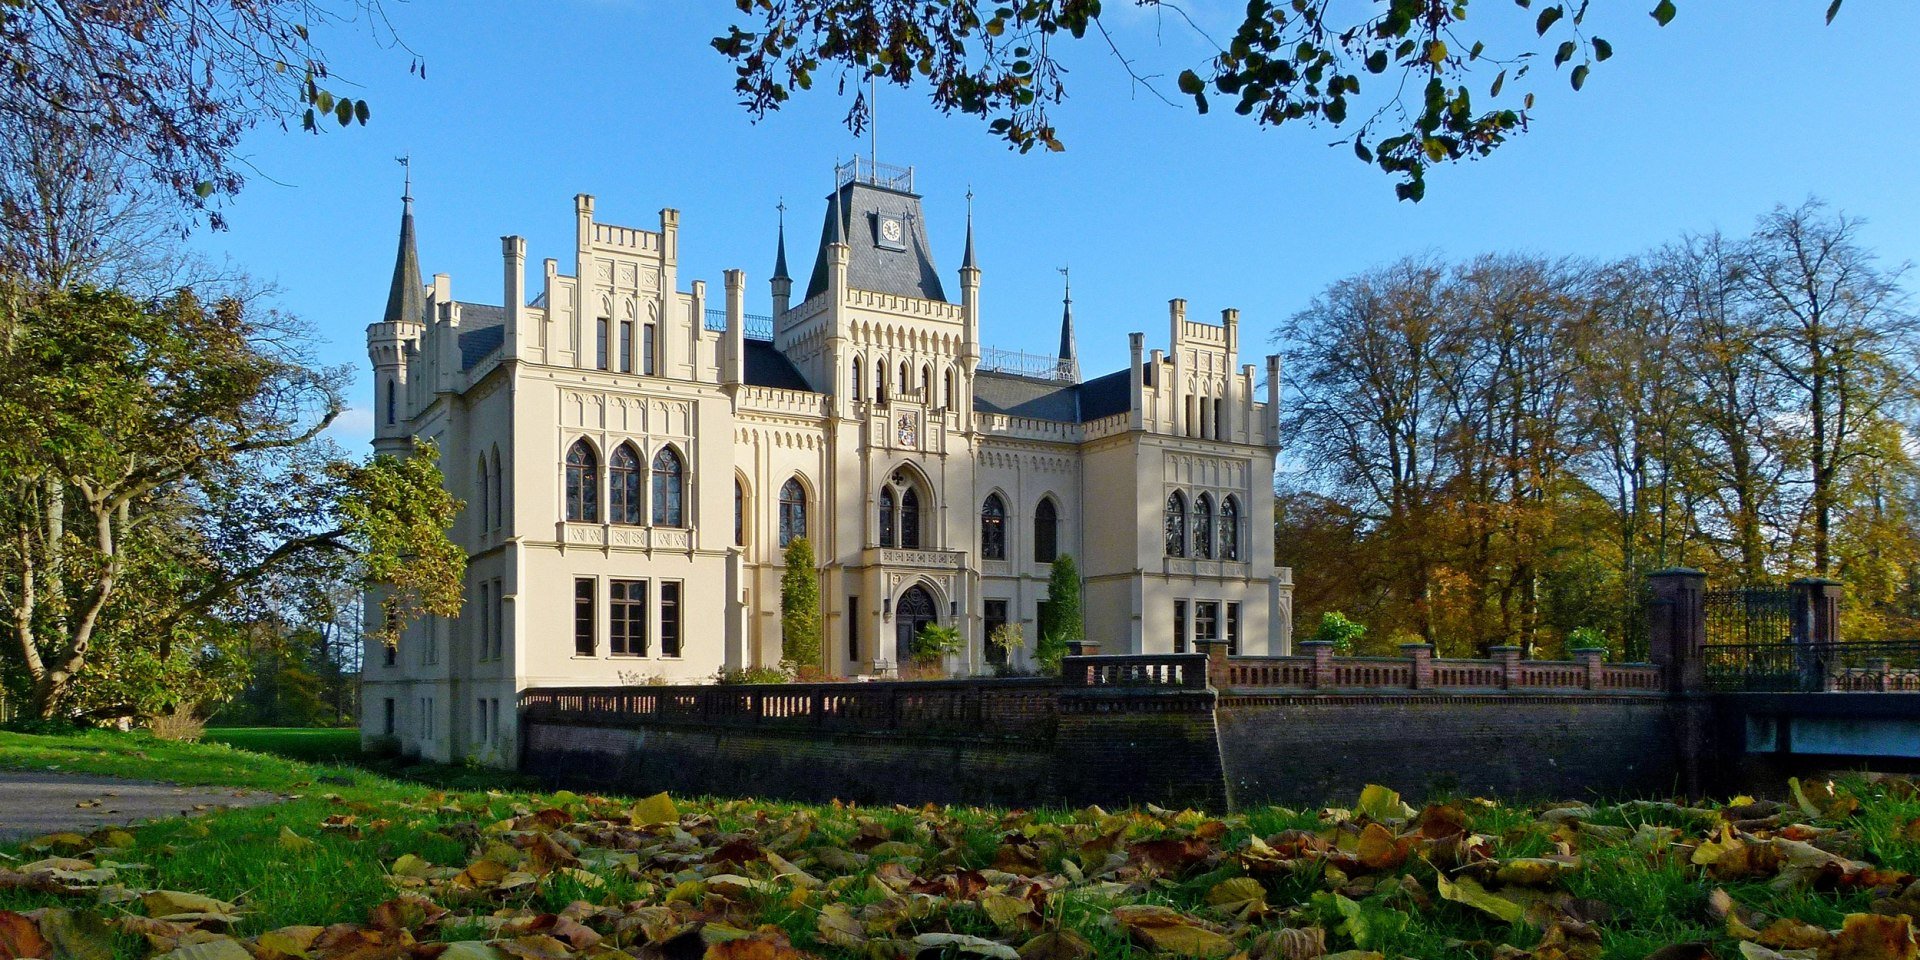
[894,584,938,663]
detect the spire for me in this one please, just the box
[1057,265,1079,382]
[383,157,424,325]
[829,176,845,246]
[772,199,791,281]
[961,186,977,271]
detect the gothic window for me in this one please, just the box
[942,368,954,409]
[779,477,807,547]
[642,323,657,376]
[490,447,503,530]
[565,440,599,523]
[920,364,931,398]
[898,361,910,395]
[879,486,896,547]
[619,320,634,372]
[1193,492,1214,559]
[609,443,643,525]
[900,487,921,549]
[384,379,396,425]
[651,446,684,527]
[1165,491,1187,557]
[1033,498,1059,563]
[852,357,863,400]
[596,317,610,370]
[875,360,887,404]
[735,479,747,547]
[476,457,489,530]
[1220,495,1240,561]
[980,494,1006,560]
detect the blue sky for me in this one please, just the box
[187,1,1920,446]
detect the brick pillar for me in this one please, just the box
[1196,639,1229,688]
[1400,643,1434,690]
[1489,646,1522,689]
[1572,647,1606,691]
[1301,640,1335,689]
[1647,568,1707,693]
[1790,578,1843,688]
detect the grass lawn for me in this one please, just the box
[202,726,366,764]
[2,729,1919,960]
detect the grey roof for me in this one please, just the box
[744,339,812,391]
[383,199,424,325]
[805,180,948,303]
[1077,367,1131,421]
[972,366,1137,424]
[772,212,791,281]
[456,302,508,370]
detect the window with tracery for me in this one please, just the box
[565,440,599,523]
[1164,491,1187,558]
[1220,495,1240,561]
[1193,492,1214,559]
[779,477,808,547]
[609,444,643,525]
[980,494,1006,560]
[651,447,683,527]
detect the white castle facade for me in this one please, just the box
[361,162,1293,763]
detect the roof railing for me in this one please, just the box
[703,308,774,341]
[979,345,1075,382]
[836,157,915,193]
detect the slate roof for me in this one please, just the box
[971,366,1139,424]
[744,339,812,391]
[384,199,424,325]
[804,180,947,303]
[455,302,508,370]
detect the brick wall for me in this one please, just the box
[1216,693,1685,806]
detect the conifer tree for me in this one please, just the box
[779,537,822,671]
[1037,553,1083,671]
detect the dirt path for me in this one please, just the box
[0,771,283,842]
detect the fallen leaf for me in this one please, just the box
[152,936,255,960]
[1433,871,1524,924]
[1355,785,1416,823]
[816,903,866,949]
[1827,914,1919,960]
[0,911,51,960]
[35,908,116,960]
[1247,926,1325,960]
[1206,877,1269,921]
[1018,931,1092,960]
[912,933,1021,960]
[630,793,678,827]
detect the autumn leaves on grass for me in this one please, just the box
[5,780,1920,960]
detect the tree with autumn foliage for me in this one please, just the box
[0,285,462,721]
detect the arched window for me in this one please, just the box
[609,443,643,525]
[1034,498,1059,563]
[879,486,896,547]
[876,360,888,404]
[980,494,1006,560]
[385,379,396,425]
[651,446,684,526]
[565,440,599,523]
[898,361,910,395]
[1193,492,1214,559]
[920,364,931,398]
[1165,491,1187,558]
[735,478,748,547]
[490,448,503,530]
[1220,495,1240,561]
[852,357,863,401]
[477,458,489,530]
[779,477,807,547]
[900,486,921,549]
[942,368,954,409]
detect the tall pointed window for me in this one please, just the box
[595,317,610,370]
[651,446,684,527]
[735,479,748,547]
[1193,492,1214,559]
[980,494,1006,560]
[490,448,503,530]
[900,487,921,549]
[385,379,397,425]
[779,477,807,547]
[619,320,634,372]
[642,323,657,376]
[1165,491,1187,558]
[565,440,599,523]
[942,368,954,409]
[875,360,888,404]
[1034,498,1059,563]
[609,443,643,525]
[852,358,863,401]
[1220,495,1240,561]
[899,361,910,396]
[476,457,489,530]
[879,486,896,547]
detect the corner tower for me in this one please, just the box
[367,185,426,455]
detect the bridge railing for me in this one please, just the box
[1061,654,1209,690]
[1704,640,1920,692]
[1218,643,1662,694]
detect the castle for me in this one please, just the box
[362,160,1293,762]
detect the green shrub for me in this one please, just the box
[1567,626,1609,655]
[1036,554,1082,672]
[779,537,822,670]
[1309,611,1368,654]
[912,623,963,662]
[715,665,794,685]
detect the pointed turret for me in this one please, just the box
[961,192,978,272]
[771,200,793,316]
[1057,267,1080,382]
[384,186,425,325]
